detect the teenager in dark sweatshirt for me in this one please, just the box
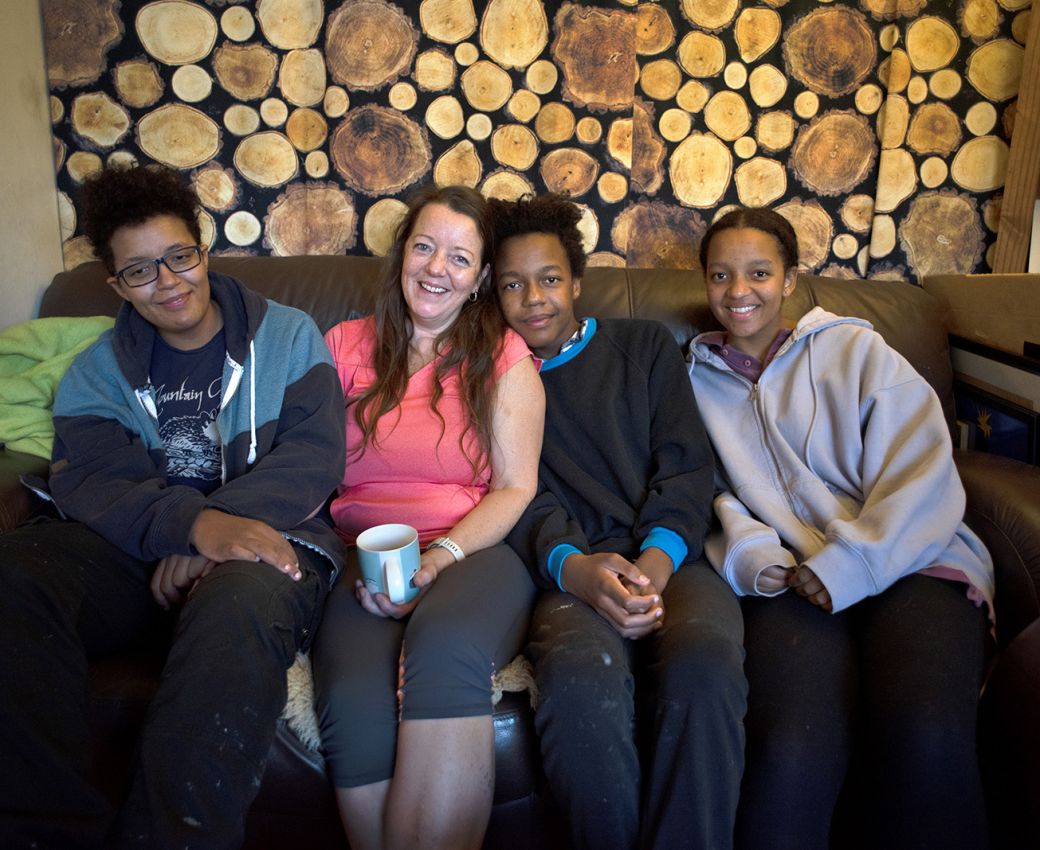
[491,194,747,850]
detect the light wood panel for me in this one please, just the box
[992,6,1040,273]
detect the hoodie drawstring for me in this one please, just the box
[247,339,257,465]
[803,333,820,472]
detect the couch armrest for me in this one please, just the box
[979,616,1040,847]
[954,449,1040,648]
[0,446,50,533]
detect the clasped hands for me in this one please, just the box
[563,550,671,640]
[759,564,833,612]
[150,508,299,610]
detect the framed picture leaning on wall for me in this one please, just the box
[954,379,1039,466]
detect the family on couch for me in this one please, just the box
[0,164,993,850]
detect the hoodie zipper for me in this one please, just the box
[722,356,822,543]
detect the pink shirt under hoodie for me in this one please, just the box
[325,317,531,545]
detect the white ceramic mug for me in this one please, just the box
[355,523,421,604]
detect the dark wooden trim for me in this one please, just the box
[950,334,1040,375]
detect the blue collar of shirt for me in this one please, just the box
[541,317,597,372]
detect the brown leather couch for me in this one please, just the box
[3,256,1038,849]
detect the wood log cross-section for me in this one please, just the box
[777,198,833,271]
[677,31,726,79]
[257,0,324,50]
[325,0,418,91]
[748,64,787,109]
[874,148,919,213]
[951,135,1010,192]
[331,105,431,195]
[791,110,877,196]
[966,38,1025,101]
[704,91,752,141]
[535,102,576,144]
[136,0,217,66]
[670,132,731,208]
[552,4,636,112]
[434,139,482,187]
[491,124,539,170]
[286,107,328,152]
[899,190,984,278]
[636,2,675,56]
[480,168,535,201]
[113,59,164,108]
[364,197,409,256]
[631,99,666,195]
[44,0,122,88]
[414,49,456,92]
[783,6,876,97]
[234,131,299,188]
[213,43,279,101]
[193,163,239,212]
[426,95,465,139]
[907,101,962,155]
[734,7,781,63]
[681,0,739,32]
[540,147,598,197]
[279,48,327,107]
[611,200,706,269]
[264,182,358,256]
[460,60,512,111]
[137,103,220,169]
[735,157,786,208]
[420,0,477,45]
[480,0,548,70]
[71,92,130,149]
[905,15,960,72]
[756,110,797,152]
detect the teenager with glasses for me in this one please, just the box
[0,163,347,850]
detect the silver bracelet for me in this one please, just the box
[426,536,464,562]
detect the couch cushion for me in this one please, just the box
[793,274,956,433]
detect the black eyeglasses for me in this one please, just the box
[115,245,204,288]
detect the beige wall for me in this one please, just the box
[0,1,63,331]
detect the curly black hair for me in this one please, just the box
[78,163,202,273]
[489,193,587,279]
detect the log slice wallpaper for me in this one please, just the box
[43,0,1031,280]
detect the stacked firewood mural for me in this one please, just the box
[44,0,1030,279]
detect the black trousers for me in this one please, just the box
[313,542,536,788]
[736,574,991,850]
[0,519,331,850]
[527,561,748,850]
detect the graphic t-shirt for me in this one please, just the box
[150,330,225,494]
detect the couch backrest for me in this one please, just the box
[42,256,955,430]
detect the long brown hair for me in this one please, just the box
[352,184,504,479]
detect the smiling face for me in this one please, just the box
[496,232,581,359]
[704,226,798,362]
[400,202,489,337]
[107,214,221,351]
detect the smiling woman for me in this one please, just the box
[400,201,486,348]
[313,185,546,850]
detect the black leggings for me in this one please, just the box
[736,574,991,850]
[313,543,535,788]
